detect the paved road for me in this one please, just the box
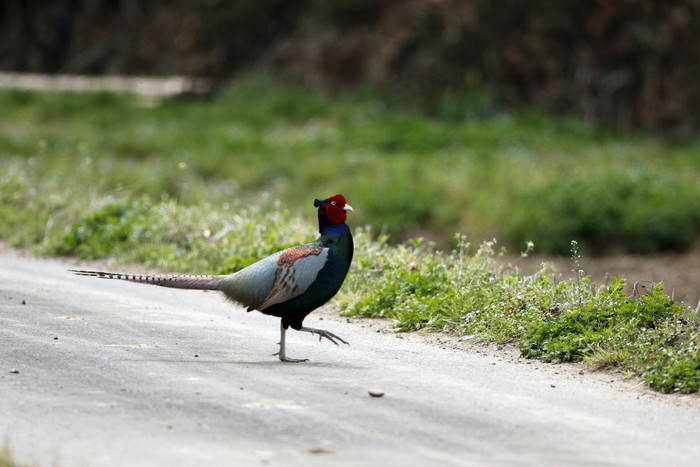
[1,251,699,466]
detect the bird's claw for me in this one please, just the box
[275,323,348,363]
[273,350,308,363]
[302,327,350,347]
[282,356,309,363]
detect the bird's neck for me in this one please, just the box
[318,209,350,236]
[318,219,350,237]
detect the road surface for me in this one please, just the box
[1,250,699,466]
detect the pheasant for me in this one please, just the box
[71,194,354,362]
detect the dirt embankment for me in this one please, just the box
[521,248,700,308]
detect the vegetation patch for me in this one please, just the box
[646,352,700,394]
[2,75,700,252]
[344,238,700,393]
[505,172,700,255]
[521,279,699,380]
[42,195,312,275]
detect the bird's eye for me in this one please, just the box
[331,201,336,206]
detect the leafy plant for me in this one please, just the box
[646,352,700,394]
[520,279,697,381]
[345,236,557,341]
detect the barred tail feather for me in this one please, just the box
[69,269,221,290]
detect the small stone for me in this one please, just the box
[308,447,333,455]
[368,391,385,398]
[9,369,19,374]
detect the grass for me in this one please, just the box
[1,73,699,393]
[2,73,700,252]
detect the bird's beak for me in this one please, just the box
[343,204,354,212]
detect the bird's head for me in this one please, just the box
[314,194,353,234]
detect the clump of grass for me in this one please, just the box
[343,232,700,393]
[646,351,700,394]
[344,235,559,340]
[520,279,692,364]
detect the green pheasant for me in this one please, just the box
[72,194,354,362]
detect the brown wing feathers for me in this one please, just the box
[69,270,221,290]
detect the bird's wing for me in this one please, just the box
[258,244,329,310]
[217,244,328,311]
[218,252,282,310]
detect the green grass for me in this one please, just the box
[2,73,700,252]
[1,73,699,393]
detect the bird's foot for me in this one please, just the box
[276,354,309,363]
[273,348,309,363]
[275,322,310,363]
[300,326,350,347]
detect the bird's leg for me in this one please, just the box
[273,320,308,363]
[300,326,350,347]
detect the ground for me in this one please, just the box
[1,249,699,466]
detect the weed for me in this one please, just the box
[345,237,556,341]
[520,280,697,373]
[646,351,700,394]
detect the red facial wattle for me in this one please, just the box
[324,194,352,224]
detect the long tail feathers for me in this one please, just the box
[69,269,221,290]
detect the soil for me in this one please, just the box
[519,248,700,308]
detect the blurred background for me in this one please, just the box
[4,0,699,137]
[2,1,700,283]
